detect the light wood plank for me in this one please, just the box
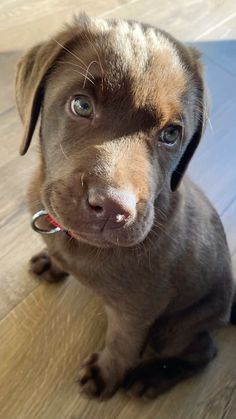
[1,0,236,53]
[0,0,140,51]
[106,0,236,41]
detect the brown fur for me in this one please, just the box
[15,14,235,399]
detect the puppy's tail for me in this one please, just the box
[230,289,236,325]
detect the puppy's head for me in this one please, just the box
[16,14,207,247]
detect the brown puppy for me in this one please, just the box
[16,14,235,399]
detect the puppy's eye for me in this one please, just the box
[70,96,93,117]
[160,125,181,146]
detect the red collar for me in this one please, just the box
[46,213,63,229]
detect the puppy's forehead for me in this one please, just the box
[79,15,182,69]
[105,20,182,74]
[73,16,188,115]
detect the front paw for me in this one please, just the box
[30,250,68,283]
[78,353,120,399]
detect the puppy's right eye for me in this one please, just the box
[70,96,93,117]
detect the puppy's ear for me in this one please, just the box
[15,31,74,155]
[170,47,207,191]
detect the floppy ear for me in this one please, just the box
[170,47,207,191]
[15,30,75,155]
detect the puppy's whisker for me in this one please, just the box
[153,220,177,243]
[60,143,70,160]
[207,117,214,133]
[81,173,85,188]
[66,234,75,248]
[83,60,100,88]
[70,69,95,86]
[93,47,104,91]
[54,39,92,74]
[83,32,104,90]
[57,60,95,79]
[155,207,168,220]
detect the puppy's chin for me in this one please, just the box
[73,226,152,248]
[72,231,149,248]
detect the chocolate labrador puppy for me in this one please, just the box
[16,14,235,399]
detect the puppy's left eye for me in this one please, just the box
[160,125,181,146]
[70,96,93,117]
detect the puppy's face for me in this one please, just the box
[16,15,206,247]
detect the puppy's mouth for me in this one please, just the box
[42,200,154,248]
[71,223,152,248]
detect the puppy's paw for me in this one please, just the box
[123,376,161,399]
[78,353,119,399]
[123,358,194,399]
[30,251,68,283]
[123,363,160,399]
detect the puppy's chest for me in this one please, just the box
[53,236,164,294]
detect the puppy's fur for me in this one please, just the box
[16,14,235,399]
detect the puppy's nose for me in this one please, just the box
[87,188,137,229]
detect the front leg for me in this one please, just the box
[78,306,150,399]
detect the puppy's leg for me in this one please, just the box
[123,290,227,399]
[148,289,230,357]
[123,331,217,399]
[30,250,68,283]
[149,288,231,357]
[78,306,149,399]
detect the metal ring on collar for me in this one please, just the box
[31,209,62,235]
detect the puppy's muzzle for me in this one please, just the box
[42,173,151,246]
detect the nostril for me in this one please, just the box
[92,205,103,213]
[87,200,104,214]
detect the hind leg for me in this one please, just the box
[123,331,217,399]
[148,288,229,358]
[123,291,226,399]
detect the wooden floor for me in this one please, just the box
[0,1,236,418]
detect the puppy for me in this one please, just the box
[15,14,235,399]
